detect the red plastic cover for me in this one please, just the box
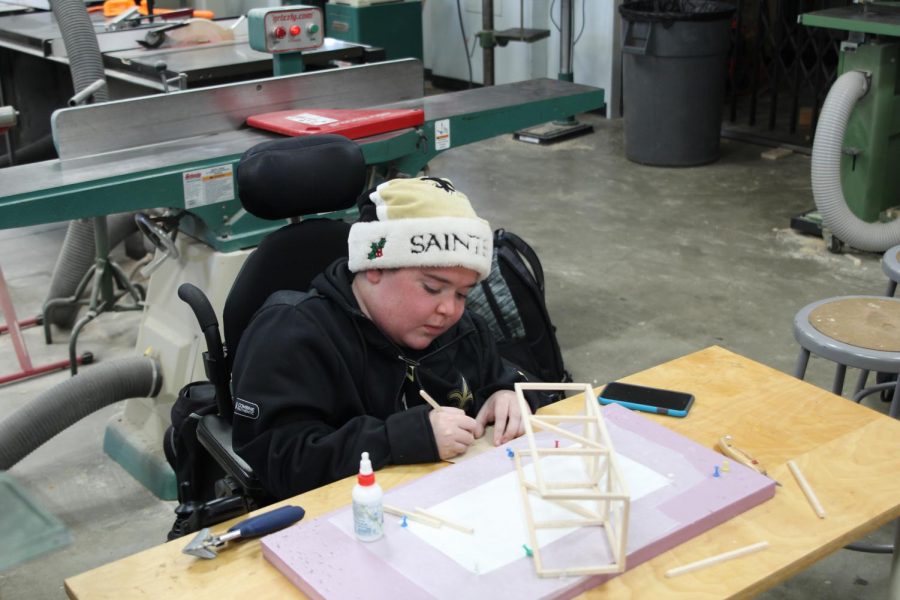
[246,108,425,139]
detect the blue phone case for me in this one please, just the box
[598,397,691,418]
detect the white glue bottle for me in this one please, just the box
[352,451,383,542]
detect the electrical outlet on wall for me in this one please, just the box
[464,0,502,16]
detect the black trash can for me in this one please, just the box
[619,1,735,167]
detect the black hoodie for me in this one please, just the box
[231,259,529,500]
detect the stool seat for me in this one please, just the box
[794,296,900,372]
[793,295,900,419]
[883,244,900,296]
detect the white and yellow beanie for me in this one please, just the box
[348,177,493,280]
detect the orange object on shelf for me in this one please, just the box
[101,0,214,19]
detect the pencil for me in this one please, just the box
[665,541,769,578]
[787,459,826,519]
[419,389,442,411]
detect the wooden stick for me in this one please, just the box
[419,389,441,411]
[383,504,442,528]
[534,518,606,528]
[527,419,604,449]
[665,541,769,578]
[787,460,826,518]
[513,451,544,573]
[413,507,474,534]
[521,447,607,456]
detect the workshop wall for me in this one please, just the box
[423,0,617,114]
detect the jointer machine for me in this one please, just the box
[0,54,603,498]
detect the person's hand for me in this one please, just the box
[475,390,530,446]
[428,407,479,460]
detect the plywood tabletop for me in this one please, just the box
[65,346,900,600]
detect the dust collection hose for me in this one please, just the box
[0,357,162,470]
[43,0,115,329]
[811,70,900,252]
[50,0,108,105]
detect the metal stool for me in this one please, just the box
[794,295,900,558]
[793,295,900,419]
[884,244,900,297]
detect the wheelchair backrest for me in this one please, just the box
[224,134,366,370]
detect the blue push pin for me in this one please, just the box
[506,448,515,459]
[713,465,720,478]
[401,515,408,528]
[522,544,533,557]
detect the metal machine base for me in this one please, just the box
[513,120,594,145]
[790,209,824,237]
[790,209,851,254]
[104,415,177,500]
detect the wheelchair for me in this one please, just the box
[165,134,367,539]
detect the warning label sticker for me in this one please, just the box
[435,118,451,151]
[183,165,235,209]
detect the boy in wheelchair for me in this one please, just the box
[231,176,541,500]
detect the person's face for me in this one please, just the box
[362,266,479,350]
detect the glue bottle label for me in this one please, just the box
[352,500,383,541]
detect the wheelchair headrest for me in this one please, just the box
[237,135,366,220]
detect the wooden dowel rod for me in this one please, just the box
[513,452,543,573]
[383,504,442,528]
[541,498,603,521]
[539,565,621,577]
[787,460,826,518]
[527,420,603,448]
[543,481,600,489]
[535,519,606,528]
[665,541,769,578]
[531,447,607,455]
[413,507,474,534]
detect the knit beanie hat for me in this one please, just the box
[347,177,493,280]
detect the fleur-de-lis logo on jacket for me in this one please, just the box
[448,375,473,410]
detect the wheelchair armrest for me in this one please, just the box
[196,414,263,494]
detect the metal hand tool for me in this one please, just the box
[183,505,305,559]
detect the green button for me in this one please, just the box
[308,23,320,34]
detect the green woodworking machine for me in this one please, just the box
[799,1,900,252]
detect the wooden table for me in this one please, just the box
[65,346,900,599]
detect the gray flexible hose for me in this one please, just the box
[45,219,94,328]
[811,70,900,252]
[44,214,140,328]
[0,357,162,469]
[50,0,108,105]
[43,0,113,328]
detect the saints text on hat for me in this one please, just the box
[410,232,489,257]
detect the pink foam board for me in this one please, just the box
[262,404,775,599]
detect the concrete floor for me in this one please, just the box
[0,113,896,599]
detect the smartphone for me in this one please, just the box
[598,382,694,417]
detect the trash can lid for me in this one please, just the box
[619,0,735,22]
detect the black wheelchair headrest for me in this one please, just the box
[237,134,366,220]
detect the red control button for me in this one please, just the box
[289,25,301,37]
[274,26,286,39]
